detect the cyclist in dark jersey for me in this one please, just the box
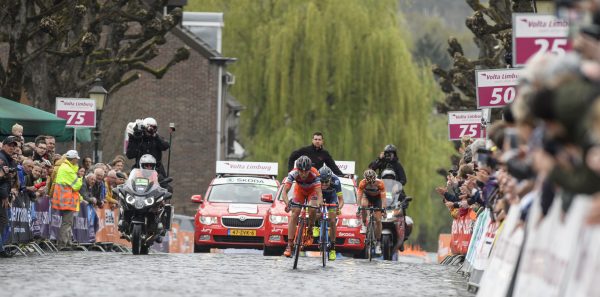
[317,166,344,261]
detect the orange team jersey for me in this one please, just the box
[285,167,321,192]
[357,179,386,200]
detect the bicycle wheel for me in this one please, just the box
[321,217,327,267]
[368,218,375,262]
[293,217,305,270]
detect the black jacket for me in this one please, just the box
[126,133,170,176]
[0,150,16,201]
[369,157,407,185]
[287,145,343,176]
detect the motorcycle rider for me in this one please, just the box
[281,156,323,257]
[317,166,344,261]
[357,169,386,254]
[369,144,407,185]
[126,117,170,178]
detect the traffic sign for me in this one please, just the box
[55,98,97,128]
[448,111,485,140]
[512,13,571,67]
[476,68,524,109]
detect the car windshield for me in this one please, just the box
[279,182,357,204]
[207,183,278,204]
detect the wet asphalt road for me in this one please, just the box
[0,251,473,297]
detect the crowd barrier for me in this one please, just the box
[441,193,598,297]
[4,193,194,254]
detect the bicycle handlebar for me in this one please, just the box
[357,206,385,211]
[289,201,320,209]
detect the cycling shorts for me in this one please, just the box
[364,195,382,209]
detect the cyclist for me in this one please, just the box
[357,169,386,254]
[281,155,323,257]
[317,165,344,261]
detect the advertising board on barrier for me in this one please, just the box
[512,13,571,66]
[448,111,485,140]
[216,161,278,176]
[476,69,524,109]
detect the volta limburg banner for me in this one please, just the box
[448,111,485,141]
[476,68,524,109]
[512,13,571,67]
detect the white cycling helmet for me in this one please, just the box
[381,169,396,179]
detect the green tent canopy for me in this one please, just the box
[55,127,92,143]
[0,96,67,137]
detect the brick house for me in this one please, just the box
[101,13,242,216]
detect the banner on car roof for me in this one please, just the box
[335,161,355,175]
[216,161,278,176]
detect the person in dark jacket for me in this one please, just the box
[369,144,407,185]
[287,132,343,176]
[126,117,170,177]
[0,136,19,257]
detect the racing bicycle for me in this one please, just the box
[358,206,384,262]
[318,203,338,267]
[289,201,319,269]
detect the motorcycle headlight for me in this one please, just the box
[342,218,361,227]
[125,194,135,205]
[144,197,155,206]
[386,212,394,220]
[269,215,288,225]
[199,216,218,225]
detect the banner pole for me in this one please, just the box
[73,128,77,150]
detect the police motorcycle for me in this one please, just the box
[380,169,413,261]
[115,156,173,255]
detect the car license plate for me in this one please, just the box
[228,229,256,236]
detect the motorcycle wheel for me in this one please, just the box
[382,234,392,261]
[132,224,142,255]
[141,245,149,255]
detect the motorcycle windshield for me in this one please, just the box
[383,179,403,207]
[125,168,160,195]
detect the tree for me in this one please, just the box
[432,0,534,113]
[188,0,455,250]
[0,0,190,110]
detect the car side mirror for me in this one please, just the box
[261,194,274,203]
[191,195,203,203]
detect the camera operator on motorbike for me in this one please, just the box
[126,117,170,178]
[381,169,413,251]
[369,144,407,186]
[357,169,386,254]
[317,165,344,261]
[281,156,324,258]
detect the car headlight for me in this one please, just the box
[342,218,361,227]
[125,194,135,205]
[269,215,288,225]
[199,216,218,225]
[144,197,154,206]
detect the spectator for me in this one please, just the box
[80,168,105,208]
[50,150,83,251]
[110,158,125,173]
[32,140,48,162]
[104,170,120,208]
[82,157,93,174]
[0,136,19,257]
[25,162,45,201]
[287,131,343,175]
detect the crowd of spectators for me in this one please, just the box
[0,124,131,257]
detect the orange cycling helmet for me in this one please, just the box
[363,169,377,183]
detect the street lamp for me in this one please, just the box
[89,78,108,163]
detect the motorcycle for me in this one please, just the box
[114,168,173,255]
[381,178,413,261]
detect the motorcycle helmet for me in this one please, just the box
[384,144,397,161]
[139,154,157,170]
[364,169,377,183]
[296,155,312,171]
[143,117,158,134]
[319,166,333,183]
[381,169,396,180]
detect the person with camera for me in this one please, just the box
[126,117,170,177]
[0,136,19,257]
[369,144,407,185]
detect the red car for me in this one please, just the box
[262,161,365,257]
[191,161,279,253]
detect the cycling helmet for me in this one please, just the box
[139,154,157,170]
[384,144,397,154]
[364,169,377,183]
[296,156,312,171]
[381,168,396,179]
[319,166,333,183]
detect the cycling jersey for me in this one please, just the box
[285,167,321,203]
[321,175,342,204]
[358,179,385,207]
